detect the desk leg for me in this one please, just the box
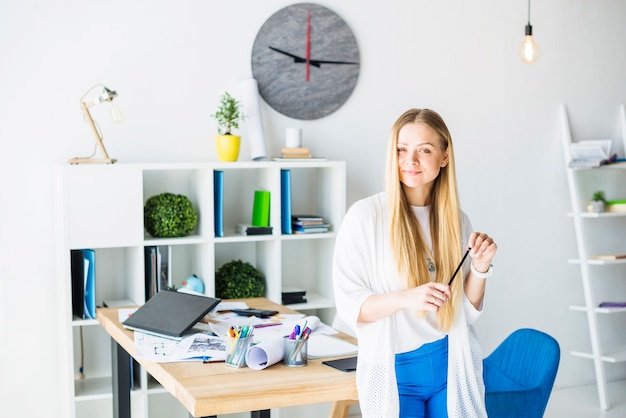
[111,339,131,418]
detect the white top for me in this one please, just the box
[332,192,488,418]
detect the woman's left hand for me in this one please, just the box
[468,232,497,272]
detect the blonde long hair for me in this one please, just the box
[385,109,463,331]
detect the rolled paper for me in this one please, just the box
[246,336,285,370]
[299,315,320,331]
[240,78,268,161]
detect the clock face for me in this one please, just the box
[251,3,360,120]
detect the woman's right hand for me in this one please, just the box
[406,282,450,312]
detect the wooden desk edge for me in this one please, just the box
[96,298,358,417]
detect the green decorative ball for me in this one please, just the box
[216,260,266,299]
[144,192,198,237]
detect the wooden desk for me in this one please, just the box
[97,297,358,418]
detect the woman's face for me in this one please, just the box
[397,122,448,195]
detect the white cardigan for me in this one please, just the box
[332,192,488,418]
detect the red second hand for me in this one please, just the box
[306,9,311,82]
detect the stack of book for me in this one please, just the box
[292,214,329,234]
[281,147,311,159]
[282,286,307,305]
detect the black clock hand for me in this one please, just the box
[309,58,359,66]
[269,46,358,67]
[268,46,321,67]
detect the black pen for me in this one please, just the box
[448,248,471,285]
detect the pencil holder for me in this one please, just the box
[225,335,253,368]
[284,337,308,367]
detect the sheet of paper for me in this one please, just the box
[133,331,226,363]
[307,334,358,359]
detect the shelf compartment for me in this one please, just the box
[281,238,335,311]
[74,376,113,400]
[142,167,213,240]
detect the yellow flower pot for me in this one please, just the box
[215,134,241,162]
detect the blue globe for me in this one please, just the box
[182,275,205,294]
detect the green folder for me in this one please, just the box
[252,190,270,226]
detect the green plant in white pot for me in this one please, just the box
[211,92,244,162]
[589,190,606,213]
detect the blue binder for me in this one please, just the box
[71,249,96,319]
[214,170,224,237]
[82,249,96,319]
[281,169,292,234]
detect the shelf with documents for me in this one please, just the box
[56,160,346,418]
[560,104,626,411]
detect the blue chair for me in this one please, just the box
[483,328,560,418]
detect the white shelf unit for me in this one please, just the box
[55,160,346,418]
[560,104,626,410]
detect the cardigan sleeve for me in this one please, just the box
[333,197,379,331]
[460,210,484,324]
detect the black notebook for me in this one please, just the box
[122,290,221,340]
[322,356,358,372]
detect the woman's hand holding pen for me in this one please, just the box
[409,282,450,312]
[468,232,497,273]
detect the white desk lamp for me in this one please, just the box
[69,84,122,164]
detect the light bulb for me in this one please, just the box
[108,101,123,123]
[519,24,540,64]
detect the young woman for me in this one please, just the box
[333,108,497,417]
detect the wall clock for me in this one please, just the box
[251,3,360,120]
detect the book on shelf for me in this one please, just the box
[145,246,157,300]
[281,169,292,234]
[144,245,171,300]
[292,214,324,222]
[281,147,311,159]
[236,224,273,235]
[598,301,626,308]
[590,254,626,260]
[70,249,96,319]
[291,214,329,233]
[606,200,626,213]
[568,139,617,168]
[282,286,307,305]
[214,170,224,237]
[282,153,312,159]
[282,147,309,154]
[293,219,325,226]
[293,225,329,234]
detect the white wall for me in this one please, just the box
[1,0,625,416]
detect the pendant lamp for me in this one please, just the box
[519,0,540,64]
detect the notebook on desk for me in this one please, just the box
[122,290,221,340]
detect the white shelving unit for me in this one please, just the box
[560,104,626,410]
[55,160,346,418]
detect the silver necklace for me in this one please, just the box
[427,257,435,272]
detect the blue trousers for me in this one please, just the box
[395,336,448,418]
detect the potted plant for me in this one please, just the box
[211,92,244,162]
[589,190,606,213]
[215,260,265,299]
[144,192,198,237]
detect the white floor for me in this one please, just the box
[544,380,626,418]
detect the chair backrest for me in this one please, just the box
[483,328,560,418]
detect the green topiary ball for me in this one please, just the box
[215,260,265,299]
[144,192,198,237]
